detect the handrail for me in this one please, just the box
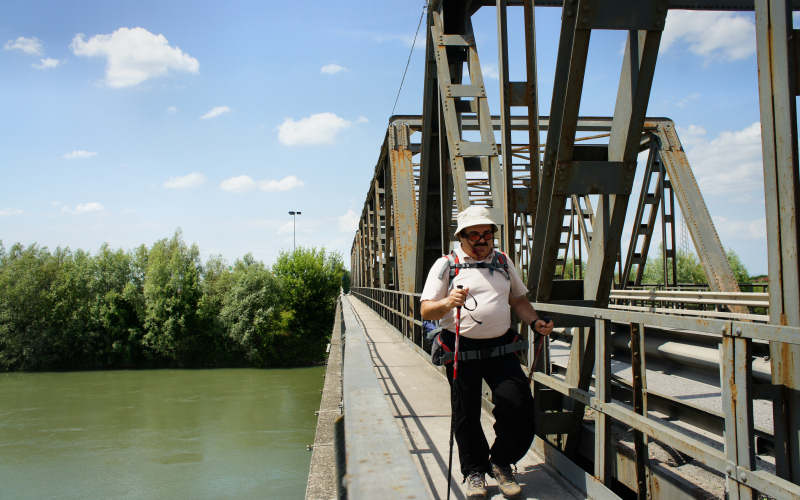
[338,295,429,498]
[349,286,800,499]
[609,288,769,322]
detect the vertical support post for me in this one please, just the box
[594,317,611,484]
[630,322,649,499]
[755,0,800,481]
[497,0,514,258]
[372,179,385,289]
[417,6,445,291]
[720,328,755,499]
[388,123,419,293]
[523,0,540,221]
[439,102,454,252]
[583,25,664,305]
[530,0,589,300]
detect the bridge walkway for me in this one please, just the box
[345,294,580,499]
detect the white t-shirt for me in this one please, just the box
[420,245,528,339]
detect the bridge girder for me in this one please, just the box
[349,0,800,496]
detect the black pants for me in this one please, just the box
[441,329,535,477]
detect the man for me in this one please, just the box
[421,205,553,499]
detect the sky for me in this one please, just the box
[0,2,789,276]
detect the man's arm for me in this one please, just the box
[421,287,468,320]
[510,294,554,335]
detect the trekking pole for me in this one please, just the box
[527,316,551,386]
[446,285,464,500]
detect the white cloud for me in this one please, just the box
[277,112,352,146]
[676,124,707,148]
[321,63,346,74]
[167,106,177,114]
[62,202,104,214]
[163,172,206,189]
[278,220,295,235]
[221,174,304,193]
[675,92,700,109]
[369,32,424,50]
[200,106,230,120]
[338,209,359,233]
[259,175,304,192]
[4,36,42,55]
[662,11,755,61]
[712,215,766,240]
[220,175,257,193]
[683,122,763,195]
[356,115,368,124]
[33,57,60,70]
[62,149,97,159]
[482,63,499,80]
[0,208,23,216]
[70,27,199,88]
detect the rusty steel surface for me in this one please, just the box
[347,1,800,498]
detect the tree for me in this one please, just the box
[271,248,345,365]
[726,249,749,283]
[639,245,750,286]
[142,231,203,365]
[219,256,285,366]
[0,243,60,370]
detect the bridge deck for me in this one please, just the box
[345,295,580,500]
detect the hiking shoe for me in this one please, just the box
[491,462,521,498]
[464,471,487,498]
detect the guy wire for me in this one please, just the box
[391,4,427,117]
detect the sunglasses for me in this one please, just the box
[463,229,495,243]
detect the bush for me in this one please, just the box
[0,234,346,371]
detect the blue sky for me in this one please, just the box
[0,2,783,275]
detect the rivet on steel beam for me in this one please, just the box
[735,327,742,336]
[726,466,733,476]
[740,472,748,483]
[720,325,727,334]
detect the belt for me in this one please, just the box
[438,339,527,363]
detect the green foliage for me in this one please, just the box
[220,257,285,366]
[341,269,351,294]
[142,232,203,364]
[639,245,750,285]
[726,249,749,283]
[272,248,345,365]
[0,234,344,371]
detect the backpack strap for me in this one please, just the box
[438,249,510,282]
[438,251,460,280]
[489,250,511,280]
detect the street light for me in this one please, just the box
[288,210,302,251]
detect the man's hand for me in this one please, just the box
[447,286,468,309]
[533,318,554,336]
[421,286,470,320]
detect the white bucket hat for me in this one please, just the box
[454,205,498,237]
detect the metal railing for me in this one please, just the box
[349,286,800,499]
[350,287,424,348]
[609,288,770,322]
[337,295,429,498]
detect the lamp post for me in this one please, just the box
[288,210,302,251]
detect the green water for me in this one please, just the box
[0,368,324,500]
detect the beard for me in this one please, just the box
[471,242,492,258]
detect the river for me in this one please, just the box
[0,367,324,500]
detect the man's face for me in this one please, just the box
[459,224,495,259]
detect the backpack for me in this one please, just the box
[427,249,519,366]
[438,249,511,283]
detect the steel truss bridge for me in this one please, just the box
[345,1,800,499]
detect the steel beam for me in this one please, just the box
[755,0,800,483]
[387,123,419,293]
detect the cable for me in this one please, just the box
[390,4,426,117]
